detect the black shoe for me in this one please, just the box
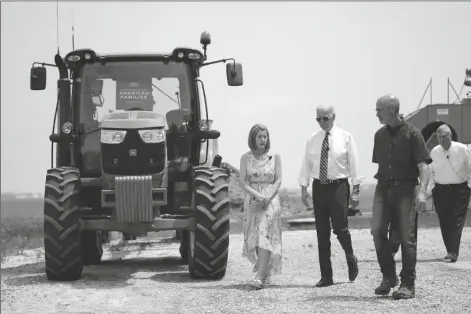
[449,253,458,263]
[316,277,334,287]
[374,276,399,295]
[392,282,415,300]
[347,255,359,282]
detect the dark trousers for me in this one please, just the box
[312,179,354,278]
[432,183,471,256]
[389,212,418,255]
[371,180,418,284]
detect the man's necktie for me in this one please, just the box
[319,132,329,183]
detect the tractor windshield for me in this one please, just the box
[78,60,194,177]
[79,60,193,132]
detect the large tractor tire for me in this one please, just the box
[188,166,231,279]
[81,231,104,265]
[43,167,83,281]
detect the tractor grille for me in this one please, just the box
[101,130,166,175]
[115,176,154,222]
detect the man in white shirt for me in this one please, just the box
[427,124,471,263]
[298,104,362,288]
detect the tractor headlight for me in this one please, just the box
[61,122,73,134]
[101,130,127,144]
[198,119,213,131]
[138,129,165,143]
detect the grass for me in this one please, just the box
[1,199,44,260]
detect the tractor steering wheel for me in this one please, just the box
[126,107,144,111]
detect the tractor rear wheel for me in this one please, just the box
[43,167,83,281]
[81,231,104,265]
[188,166,230,279]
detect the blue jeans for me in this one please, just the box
[371,180,418,284]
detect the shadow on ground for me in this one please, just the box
[190,281,351,291]
[302,294,393,302]
[3,255,189,289]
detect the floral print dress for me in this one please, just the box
[242,151,282,276]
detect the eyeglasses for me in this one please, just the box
[316,117,330,122]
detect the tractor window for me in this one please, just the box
[79,61,192,132]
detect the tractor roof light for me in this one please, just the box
[67,55,81,62]
[64,49,97,67]
[188,52,202,60]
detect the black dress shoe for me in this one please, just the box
[347,255,359,282]
[316,277,334,287]
[374,276,399,295]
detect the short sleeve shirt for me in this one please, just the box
[372,122,432,182]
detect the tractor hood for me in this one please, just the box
[100,110,166,129]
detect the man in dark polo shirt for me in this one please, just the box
[371,94,432,300]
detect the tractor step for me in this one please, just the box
[80,217,196,233]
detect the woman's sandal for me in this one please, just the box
[261,274,273,286]
[249,276,263,290]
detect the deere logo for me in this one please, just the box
[129,149,137,156]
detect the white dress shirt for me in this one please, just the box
[298,125,364,188]
[428,141,471,189]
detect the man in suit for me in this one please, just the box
[298,104,362,287]
[371,94,431,300]
[426,124,471,262]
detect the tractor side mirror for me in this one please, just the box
[226,63,243,86]
[30,66,47,90]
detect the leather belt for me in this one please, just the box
[435,182,467,187]
[381,179,418,186]
[313,178,347,185]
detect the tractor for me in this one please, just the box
[29,31,243,281]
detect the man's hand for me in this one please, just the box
[301,188,312,208]
[426,189,433,200]
[351,184,360,210]
[415,188,428,213]
[350,191,360,210]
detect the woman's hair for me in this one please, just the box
[248,123,270,153]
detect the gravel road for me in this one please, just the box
[2,228,471,314]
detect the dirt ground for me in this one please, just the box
[1,227,471,314]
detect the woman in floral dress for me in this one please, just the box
[239,124,283,289]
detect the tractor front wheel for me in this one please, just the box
[43,167,83,281]
[188,166,230,279]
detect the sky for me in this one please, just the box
[1,2,470,194]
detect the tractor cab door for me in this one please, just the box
[80,78,104,178]
[166,109,192,172]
